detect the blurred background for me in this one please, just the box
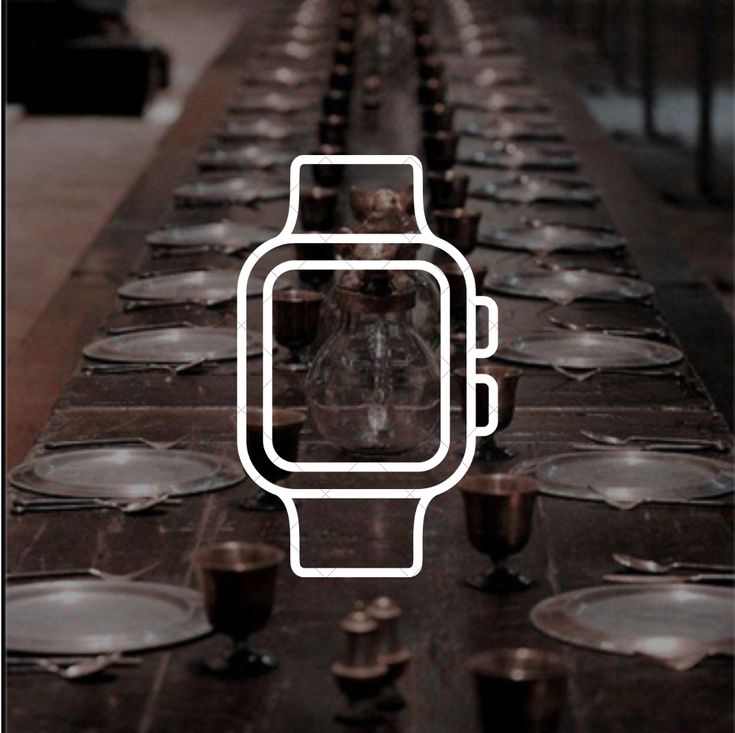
[5,0,733,362]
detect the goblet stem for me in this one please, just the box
[466,561,533,593]
[476,435,515,461]
[241,489,285,513]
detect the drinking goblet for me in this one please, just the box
[454,365,522,459]
[300,186,338,232]
[428,170,469,210]
[434,207,481,255]
[192,541,285,677]
[439,260,487,340]
[418,78,445,106]
[319,114,348,147]
[243,407,306,511]
[312,145,345,187]
[273,289,325,371]
[422,102,454,133]
[467,647,570,733]
[423,130,458,172]
[458,474,539,592]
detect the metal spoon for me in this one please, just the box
[122,296,234,311]
[613,553,734,574]
[11,494,173,515]
[7,561,160,583]
[547,315,667,339]
[106,322,196,335]
[28,653,129,680]
[581,430,728,452]
[604,573,735,585]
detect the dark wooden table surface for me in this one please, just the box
[6,1,733,732]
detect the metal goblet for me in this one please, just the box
[242,407,306,512]
[434,207,481,256]
[422,102,455,133]
[300,186,338,232]
[454,365,522,460]
[428,170,469,210]
[423,130,459,172]
[458,474,539,592]
[466,647,570,733]
[273,289,325,371]
[192,541,285,677]
[439,260,487,341]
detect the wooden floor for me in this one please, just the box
[6,1,733,732]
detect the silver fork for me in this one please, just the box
[106,322,195,335]
[122,296,233,311]
[552,364,683,382]
[6,561,160,583]
[83,359,210,376]
[11,494,174,515]
[151,243,251,258]
[7,653,137,680]
[547,315,667,339]
[580,430,728,452]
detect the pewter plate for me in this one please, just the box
[9,447,244,499]
[6,581,212,654]
[511,451,733,505]
[459,145,577,171]
[197,146,294,171]
[496,331,682,370]
[485,268,652,303]
[531,585,734,664]
[241,66,323,88]
[479,224,626,252]
[83,327,240,363]
[146,221,277,249]
[460,118,565,142]
[175,178,289,206]
[471,176,599,205]
[228,92,314,115]
[217,118,308,141]
[452,90,549,113]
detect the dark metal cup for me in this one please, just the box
[300,186,338,231]
[422,102,455,133]
[334,41,355,66]
[458,474,539,592]
[245,407,306,485]
[192,541,285,676]
[414,33,437,57]
[467,648,570,733]
[418,55,445,81]
[428,170,469,210]
[319,114,348,147]
[330,65,353,91]
[439,261,487,326]
[418,78,445,106]
[273,289,325,370]
[323,89,350,117]
[423,131,458,171]
[312,145,345,186]
[433,207,480,254]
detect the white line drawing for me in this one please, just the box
[237,154,498,578]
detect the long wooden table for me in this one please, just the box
[6,1,733,731]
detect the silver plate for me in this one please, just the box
[460,118,564,142]
[9,447,244,499]
[6,580,211,654]
[146,221,277,249]
[459,144,577,171]
[197,145,294,171]
[228,92,314,115]
[480,224,626,253]
[83,327,242,363]
[175,177,289,206]
[118,272,287,301]
[471,176,599,205]
[496,331,682,369]
[119,271,239,301]
[511,451,733,505]
[217,118,307,141]
[452,89,550,113]
[531,585,734,667]
[485,268,653,303]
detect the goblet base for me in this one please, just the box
[465,566,533,593]
[376,684,406,712]
[476,437,515,461]
[201,646,278,678]
[240,490,285,513]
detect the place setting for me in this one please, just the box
[81,326,255,376]
[196,144,295,172]
[146,220,279,258]
[174,173,291,207]
[459,114,565,142]
[215,116,315,143]
[240,66,325,89]
[226,91,317,116]
[457,141,578,172]
[478,220,626,253]
[469,174,600,206]
[450,88,551,113]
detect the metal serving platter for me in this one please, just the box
[83,327,239,363]
[470,176,599,205]
[458,145,577,172]
[479,223,626,253]
[174,177,290,206]
[496,331,682,370]
[6,581,211,654]
[9,447,244,499]
[228,92,315,115]
[216,118,309,142]
[531,585,734,669]
[197,145,294,171]
[452,89,550,113]
[485,268,653,304]
[460,117,565,142]
[511,451,732,506]
[146,221,277,250]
